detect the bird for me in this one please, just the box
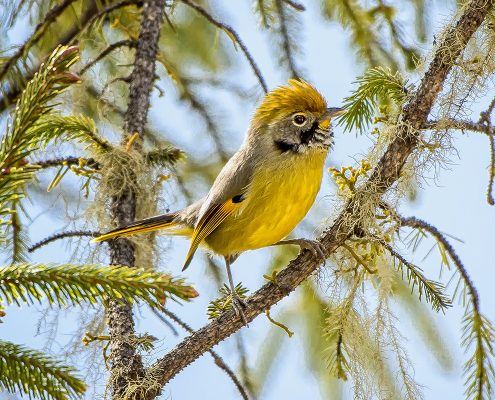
[93,79,345,323]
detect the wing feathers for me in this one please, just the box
[182,199,241,270]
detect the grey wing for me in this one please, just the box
[196,146,255,224]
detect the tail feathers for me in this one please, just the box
[92,213,178,243]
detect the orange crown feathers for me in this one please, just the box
[253,79,327,126]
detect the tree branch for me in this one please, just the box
[0,0,136,114]
[28,230,99,253]
[105,0,164,398]
[424,118,494,135]
[179,0,268,93]
[0,0,79,83]
[274,0,301,79]
[33,156,100,170]
[139,0,493,395]
[79,39,137,76]
[399,216,480,311]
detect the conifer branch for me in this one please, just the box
[29,114,111,152]
[0,45,81,262]
[179,0,268,93]
[399,216,495,399]
[72,0,138,45]
[34,156,100,170]
[0,263,198,308]
[339,66,409,132]
[138,0,493,395]
[0,1,135,114]
[145,147,185,167]
[0,0,79,84]
[379,240,452,312]
[0,340,86,400]
[399,216,478,309]
[322,0,397,68]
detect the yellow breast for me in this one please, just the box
[205,150,326,256]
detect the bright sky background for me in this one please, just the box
[2,1,495,399]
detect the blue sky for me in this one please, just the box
[2,1,495,399]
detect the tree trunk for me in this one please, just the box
[106,1,165,398]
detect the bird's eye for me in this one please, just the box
[292,113,307,126]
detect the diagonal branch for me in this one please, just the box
[140,0,493,395]
[0,0,136,114]
[180,0,268,93]
[0,0,78,83]
[274,0,301,79]
[79,39,137,75]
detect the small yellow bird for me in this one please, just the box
[93,79,345,321]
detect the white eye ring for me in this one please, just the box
[292,113,307,127]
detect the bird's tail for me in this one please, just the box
[92,213,180,243]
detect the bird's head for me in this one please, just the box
[250,79,345,154]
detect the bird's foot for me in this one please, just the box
[230,290,249,326]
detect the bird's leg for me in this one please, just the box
[224,256,249,326]
[271,238,327,263]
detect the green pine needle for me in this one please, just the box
[145,146,185,167]
[462,306,495,400]
[0,340,86,400]
[339,66,410,132]
[0,263,198,308]
[207,283,248,319]
[396,259,452,313]
[29,114,109,153]
[0,45,82,263]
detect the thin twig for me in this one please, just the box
[148,307,179,336]
[274,0,300,79]
[158,308,250,400]
[487,135,495,205]
[0,1,136,114]
[235,334,256,399]
[80,40,137,75]
[72,0,137,45]
[424,119,494,135]
[0,0,78,83]
[33,156,100,170]
[478,96,495,205]
[180,0,268,93]
[479,95,495,124]
[399,216,480,311]
[340,243,377,273]
[28,230,99,253]
[180,84,229,162]
[282,0,305,11]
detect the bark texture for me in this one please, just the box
[106,1,164,398]
[140,0,493,397]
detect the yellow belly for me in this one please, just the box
[205,151,326,256]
